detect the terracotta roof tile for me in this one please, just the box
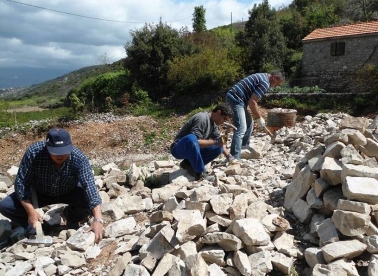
[302,21,378,41]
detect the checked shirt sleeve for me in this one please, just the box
[77,154,102,210]
[14,146,34,201]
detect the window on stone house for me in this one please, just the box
[331,42,345,56]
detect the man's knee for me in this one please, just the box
[0,199,6,215]
[0,195,14,214]
[183,134,197,144]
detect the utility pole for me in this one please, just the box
[231,12,233,32]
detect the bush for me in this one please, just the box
[167,47,241,96]
[124,21,193,100]
[353,64,378,104]
[74,71,131,112]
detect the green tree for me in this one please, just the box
[353,64,378,103]
[344,0,378,21]
[210,27,243,64]
[167,46,241,97]
[192,6,207,33]
[280,9,307,50]
[303,4,339,33]
[74,71,130,112]
[124,20,193,100]
[238,0,287,73]
[68,92,83,114]
[291,0,315,15]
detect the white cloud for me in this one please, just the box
[0,0,291,86]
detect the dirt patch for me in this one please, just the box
[0,108,273,174]
[85,241,118,272]
[0,115,188,174]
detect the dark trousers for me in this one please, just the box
[0,187,90,228]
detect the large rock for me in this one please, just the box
[284,165,317,211]
[343,176,378,204]
[321,240,367,263]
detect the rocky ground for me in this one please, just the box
[0,108,378,276]
[0,108,272,173]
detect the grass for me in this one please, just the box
[1,95,65,109]
[0,107,72,128]
[0,91,374,133]
[144,131,157,145]
[92,166,103,176]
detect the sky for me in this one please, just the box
[0,0,292,88]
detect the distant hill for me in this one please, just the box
[0,21,248,102]
[0,67,72,89]
[0,59,125,100]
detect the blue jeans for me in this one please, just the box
[0,187,90,228]
[171,134,223,173]
[226,92,254,160]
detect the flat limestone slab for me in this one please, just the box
[343,176,378,204]
[321,240,367,263]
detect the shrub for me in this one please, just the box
[124,20,193,100]
[167,47,241,96]
[74,71,131,112]
[353,64,378,104]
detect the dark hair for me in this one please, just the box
[212,103,233,118]
[271,70,284,80]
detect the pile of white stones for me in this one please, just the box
[0,112,377,276]
[284,115,378,275]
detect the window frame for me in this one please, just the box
[330,41,345,56]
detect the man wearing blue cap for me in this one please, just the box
[0,128,103,243]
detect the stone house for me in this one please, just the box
[300,21,378,92]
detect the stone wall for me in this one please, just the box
[262,92,369,102]
[299,34,378,92]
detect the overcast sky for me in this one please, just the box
[0,0,292,88]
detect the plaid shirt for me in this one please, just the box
[15,141,101,210]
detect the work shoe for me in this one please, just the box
[229,158,242,165]
[180,159,191,170]
[180,159,196,177]
[195,172,215,182]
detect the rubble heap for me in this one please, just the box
[284,115,378,275]
[0,113,377,276]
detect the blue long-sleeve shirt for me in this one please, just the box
[14,141,102,210]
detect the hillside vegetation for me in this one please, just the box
[0,0,378,128]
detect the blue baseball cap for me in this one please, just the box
[45,128,73,155]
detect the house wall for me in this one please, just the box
[299,34,378,92]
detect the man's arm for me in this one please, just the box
[197,139,221,148]
[20,199,41,228]
[89,204,103,243]
[14,146,39,226]
[222,146,231,158]
[92,204,102,220]
[14,147,34,202]
[76,153,103,242]
[248,93,262,119]
[77,155,102,210]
